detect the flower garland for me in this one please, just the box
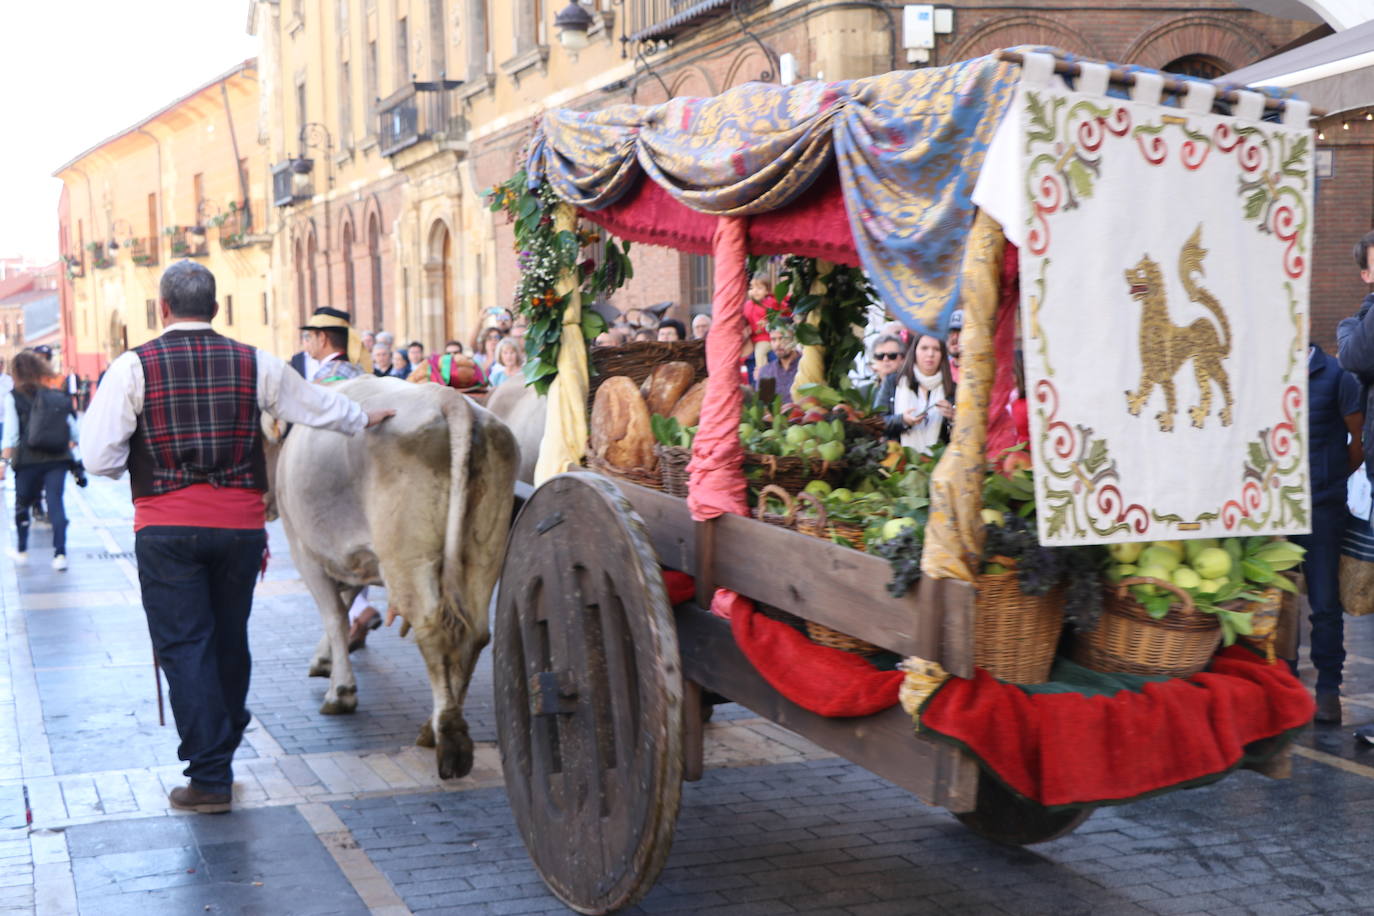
[486,169,633,395]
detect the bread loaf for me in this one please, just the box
[591,376,657,470]
[668,379,707,428]
[641,361,696,418]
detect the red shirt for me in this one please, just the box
[743,296,775,343]
[134,483,266,531]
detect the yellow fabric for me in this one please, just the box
[921,211,1004,581]
[533,203,590,485]
[790,261,830,401]
[898,657,951,725]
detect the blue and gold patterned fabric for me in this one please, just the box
[526,54,1018,339]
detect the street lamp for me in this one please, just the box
[555,1,594,52]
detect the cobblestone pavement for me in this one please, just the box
[1,473,1373,915]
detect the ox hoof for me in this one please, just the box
[436,738,474,781]
[320,686,357,716]
[308,660,332,678]
[416,721,436,748]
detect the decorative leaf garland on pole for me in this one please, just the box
[486,169,633,395]
[772,255,873,392]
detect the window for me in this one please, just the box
[339,61,353,149]
[238,158,250,204]
[366,40,379,132]
[146,299,157,329]
[296,80,308,143]
[368,214,383,331]
[343,222,356,314]
[466,1,490,78]
[683,253,713,309]
[308,234,319,311]
[225,294,234,326]
[429,0,446,77]
[396,16,410,88]
[147,192,158,241]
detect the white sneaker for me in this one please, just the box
[7,549,27,564]
[52,555,67,571]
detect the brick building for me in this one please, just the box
[53,61,274,376]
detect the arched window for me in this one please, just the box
[1162,55,1228,80]
[368,213,384,331]
[342,222,356,317]
[294,238,307,325]
[307,231,319,312]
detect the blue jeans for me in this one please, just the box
[1291,503,1346,693]
[135,526,266,793]
[14,462,68,555]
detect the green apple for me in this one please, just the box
[804,480,832,497]
[1154,540,1186,560]
[817,440,845,463]
[882,517,918,540]
[785,425,810,447]
[1108,542,1144,564]
[1185,538,1219,562]
[739,423,756,440]
[829,488,854,503]
[1192,547,1232,580]
[1138,546,1181,573]
[1197,578,1223,594]
[1171,567,1202,590]
[1136,564,1172,593]
[980,508,1004,527]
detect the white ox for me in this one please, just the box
[483,377,546,484]
[271,375,518,779]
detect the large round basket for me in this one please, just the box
[793,492,866,550]
[1072,577,1220,678]
[743,453,847,491]
[973,559,1063,685]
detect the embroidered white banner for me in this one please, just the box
[993,67,1312,545]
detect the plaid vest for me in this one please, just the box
[128,329,267,499]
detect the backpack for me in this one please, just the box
[22,388,72,453]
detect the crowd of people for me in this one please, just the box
[352,307,532,388]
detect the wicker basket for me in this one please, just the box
[793,492,866,550]
[743,452,847,491]
[1072,576,1221,678]
[656,444,692,498]
[972,558,1064,685]
[587,339,707,411]
[585,453,663,491]
[754,484,797,530]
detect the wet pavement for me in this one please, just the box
[1,472,1373,915]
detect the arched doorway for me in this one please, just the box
[342,221,357,320]
[306,230,319,314]
[368,214,383,332]
[294,237,307,325]
[107,311,128,360]
[1162,54,1228,79]
[424,219,456,347]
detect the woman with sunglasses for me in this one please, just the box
[880,334,955,453]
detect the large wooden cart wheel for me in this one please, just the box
[955,769,1094,846]
[494,472,684,915]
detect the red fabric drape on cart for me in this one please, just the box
[687,216,751,521]
[984,244,1023,461]
[579,171,860,266]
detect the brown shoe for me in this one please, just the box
[347,607,383,652]
[169,783,232,814]
[1314,691,1342,725]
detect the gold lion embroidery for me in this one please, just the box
[1123,225,1233,432]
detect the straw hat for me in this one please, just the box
[301,307,372,373]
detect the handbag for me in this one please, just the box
[1339,513,1374,617]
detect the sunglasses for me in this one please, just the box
[874,352,902,361]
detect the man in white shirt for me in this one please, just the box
[81,261,393,814]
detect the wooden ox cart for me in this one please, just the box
[489,49,1311,914]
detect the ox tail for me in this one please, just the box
[438,392,521,641]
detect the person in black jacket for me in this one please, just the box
[1,351,78,569]
[1338,231,1374,505]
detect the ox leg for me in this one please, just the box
[299,562,359,715]
[308,633,332,679]
[415,626,489,780]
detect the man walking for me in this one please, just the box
[81,262,393,813]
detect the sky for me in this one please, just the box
[0,2,259,264]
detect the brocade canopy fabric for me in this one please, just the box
[526,56,1018,339]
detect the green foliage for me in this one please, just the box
[484,170,633,395]
[772,256,874,391]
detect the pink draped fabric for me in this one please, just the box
[687,216,750,521]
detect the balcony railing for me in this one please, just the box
[87,241,114,270]
[166,226,209,259]
[627,0,737,42]
[377,80,466,158]
[272,160,314,207]
[130,237,159,267]
[215,203,254,250]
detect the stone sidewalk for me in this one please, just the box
[1,473,1373,915]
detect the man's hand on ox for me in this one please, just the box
[364,408,396,428]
